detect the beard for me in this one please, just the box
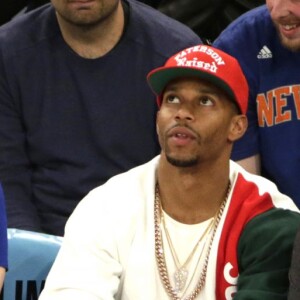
[165,153,199,168]
[159,124,201,168]
[54,0,119,28]
[273,22,300,52]
[279,33,300,52]
[57,10,108,28]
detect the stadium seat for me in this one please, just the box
[0,229,62,300]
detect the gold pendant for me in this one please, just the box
[174,268,188,292]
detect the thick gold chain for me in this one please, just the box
[154,182,231,300]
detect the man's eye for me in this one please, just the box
[167,95,180,103]
[200,97,213,106]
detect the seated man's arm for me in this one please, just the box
[0,267,5,292]
[236,154,261,175]
[0,55,41,231]
[235,209,300,299]
[288,226,300,300]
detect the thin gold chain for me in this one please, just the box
[162,212,215,295]
[154,182,231,300]
[162,209,214,271]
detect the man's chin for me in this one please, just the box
[166,155,198,168]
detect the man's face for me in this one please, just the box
[51,0,120,27]
[267,0,300,51]
[156,77,239,168]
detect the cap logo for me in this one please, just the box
[174,45,225,73]
[147,44,249,114]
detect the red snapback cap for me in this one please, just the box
[147,45,249,114]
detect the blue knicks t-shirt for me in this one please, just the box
[214,5,300,207]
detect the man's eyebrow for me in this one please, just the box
[164,85,179,92]
[197,87,220,95]
[164,85,221,96]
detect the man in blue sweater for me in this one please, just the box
[213,0,300,208]
[0,0,201,236]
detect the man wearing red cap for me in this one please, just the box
[39,45,300,300]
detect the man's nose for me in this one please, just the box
[174,104,194,121]
[268,0,293,19]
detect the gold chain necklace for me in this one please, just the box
[161,211,214,293]
[154,182,231,300]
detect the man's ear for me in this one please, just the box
[156,111,160,135]
[228,115,248,142]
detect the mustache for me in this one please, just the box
[166,123,200,139]
[276,16,300,25]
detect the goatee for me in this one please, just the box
[166,155,198,167]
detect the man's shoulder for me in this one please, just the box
[87,156,159,200]
[104,156,159,189]
[235,168,300,241]
[213,5,275,54]
[0,4,57,53]
[126,0,201,56]
[72,156,159,223]
[128,0,199,35]
[241,207,300,247]
[230,161,299,212]
[216,5,271,38]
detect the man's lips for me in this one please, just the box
[68,0,95,7]
[281,24,298,30]
[277,20,300,37]
[167,126,197,140]
[69,0,94,2]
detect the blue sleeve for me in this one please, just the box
[213,9,264,160]
[0,184,8,269]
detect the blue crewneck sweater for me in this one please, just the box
[0,0,201,235]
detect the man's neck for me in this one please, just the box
[157,156,231,224]
[55,2,125,59]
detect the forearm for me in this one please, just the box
[40,203,122,299]
[2,174,41,231]
[0,64,41,231]
[0,267,5,292]
[236,154,261,175]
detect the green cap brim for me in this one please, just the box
[148,67,236,105]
